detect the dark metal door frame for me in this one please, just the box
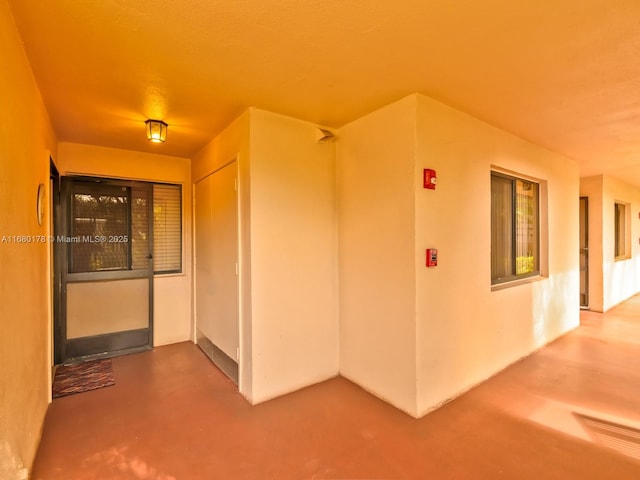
[51,159,62,365]
[579,196,589,308]
[55,176,154,363]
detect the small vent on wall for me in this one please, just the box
[315,128,334,143]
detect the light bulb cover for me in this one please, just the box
[145,119,168,143]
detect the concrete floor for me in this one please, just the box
[33,297,640,479]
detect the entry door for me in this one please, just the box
[194,162,239,382]
[579,197,589,308]
[57,177,153,362]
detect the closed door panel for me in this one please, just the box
[195,174,214,341]
[67,279,149,338]
[195,162,239,362]
[60,179,153,361]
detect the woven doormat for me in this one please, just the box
[52,359,115,398]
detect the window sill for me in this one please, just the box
[614,255,631,262]
[491,275,546,291]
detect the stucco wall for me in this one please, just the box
[191,111,253,399]
[193,109,338,404]
[0,1,57,478]
[580,174,640,312]
[337,95,419,416]
[414,94,580,415]
[580,175,604,311]
[248,109,338,404]
[336,94,580,417]
[601,175,640,311]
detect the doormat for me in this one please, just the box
[52,359,115,399]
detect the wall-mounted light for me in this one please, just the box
[145,119,168,143]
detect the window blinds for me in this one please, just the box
[153,184,182,273]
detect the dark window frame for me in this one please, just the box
[66,177,182,276]
[491,171,540,285]
[614,201,629,260]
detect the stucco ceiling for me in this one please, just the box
[8,0,640,184]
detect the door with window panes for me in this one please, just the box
[58,178,153,361]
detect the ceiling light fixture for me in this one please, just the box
[145,119,168,143]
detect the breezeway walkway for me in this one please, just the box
[33,296,640,479]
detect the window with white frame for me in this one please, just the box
[491,171,540,285]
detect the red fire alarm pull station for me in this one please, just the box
[426,248,438,267]
[423,169,437,190]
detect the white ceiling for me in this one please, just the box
[8,0,640,185]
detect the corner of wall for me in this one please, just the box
[248,108,339,402]
[336,95,419,416]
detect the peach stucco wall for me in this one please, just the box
[248,109,339,404]
[191,111,253,399]
[192,109,338,405]
[0,1,57,478]
[601,175,640,310]
[581,174,640,312]
[580,175,605,312]
[337,94,580,417]
[414,94,580,415]
[337,95,419,416]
